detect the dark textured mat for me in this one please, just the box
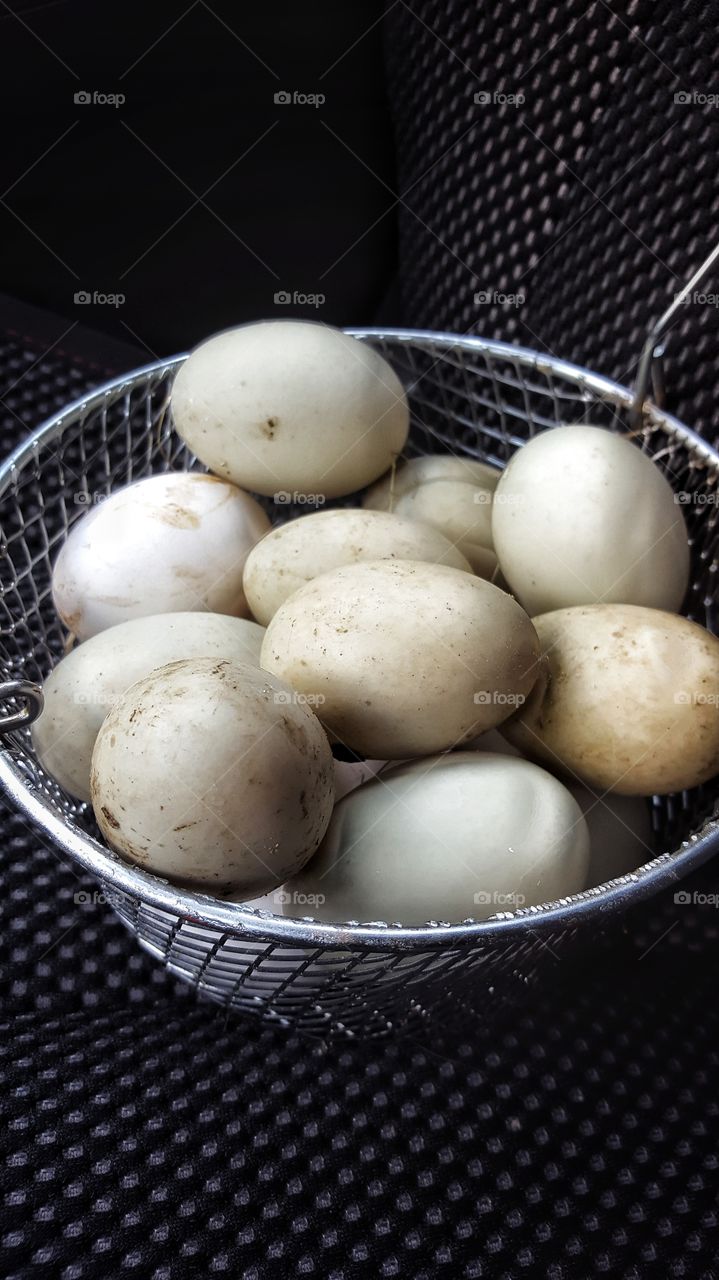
[1,267,719,1278]
[385,0,719,447]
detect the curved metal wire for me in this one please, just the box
[1,329,718,1032]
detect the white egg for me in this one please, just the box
[469,727,652,884]
[52,472,271,640]
[261,559,540,758]
[491,425,690,615]
[91,658,335,895]
[362,454,500,577]
[243,507,473,625]
[170,321,410,499]
[286,752,590,924]
[32,612,265,802]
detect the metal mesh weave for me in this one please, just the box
[1,329,718,1036]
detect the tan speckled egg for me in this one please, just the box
[501,604,719,795]
[51,472,270,640]
[243,507,473,625]
[260,559,540,759]
[91,658,335,894]
[32,612,265,803]
[170,321,410,499]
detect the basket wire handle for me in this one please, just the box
[0,681,44,734]
[631,239,719,427]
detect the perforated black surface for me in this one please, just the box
[1,312,719,1278]
[385,0,719,445]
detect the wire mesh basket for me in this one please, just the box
[2,327,719,1037]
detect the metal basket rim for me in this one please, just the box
[2,325,719,951]
[1,327,717,480]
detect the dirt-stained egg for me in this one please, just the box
[32,612,265,802]
[91,657,334,894]
[501,603,719,795]
[52,471,270,640]
[260,559,540,758]
[171,321,410,499]
[243,507,473,625]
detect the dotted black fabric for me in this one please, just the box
[3,224,719,1280]
[384,0,719,444]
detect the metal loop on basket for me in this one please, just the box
[632,240,719,427]
[0,680,44,734]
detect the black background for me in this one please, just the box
[0,0,397,353]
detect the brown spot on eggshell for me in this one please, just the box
[59,608,83,637]
[173,565,207,580]
[261,416,279,439]
[281,714,307,754]
[151,503,201,529]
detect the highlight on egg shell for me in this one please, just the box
[51,471,271,640]
[468,726,652,886]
